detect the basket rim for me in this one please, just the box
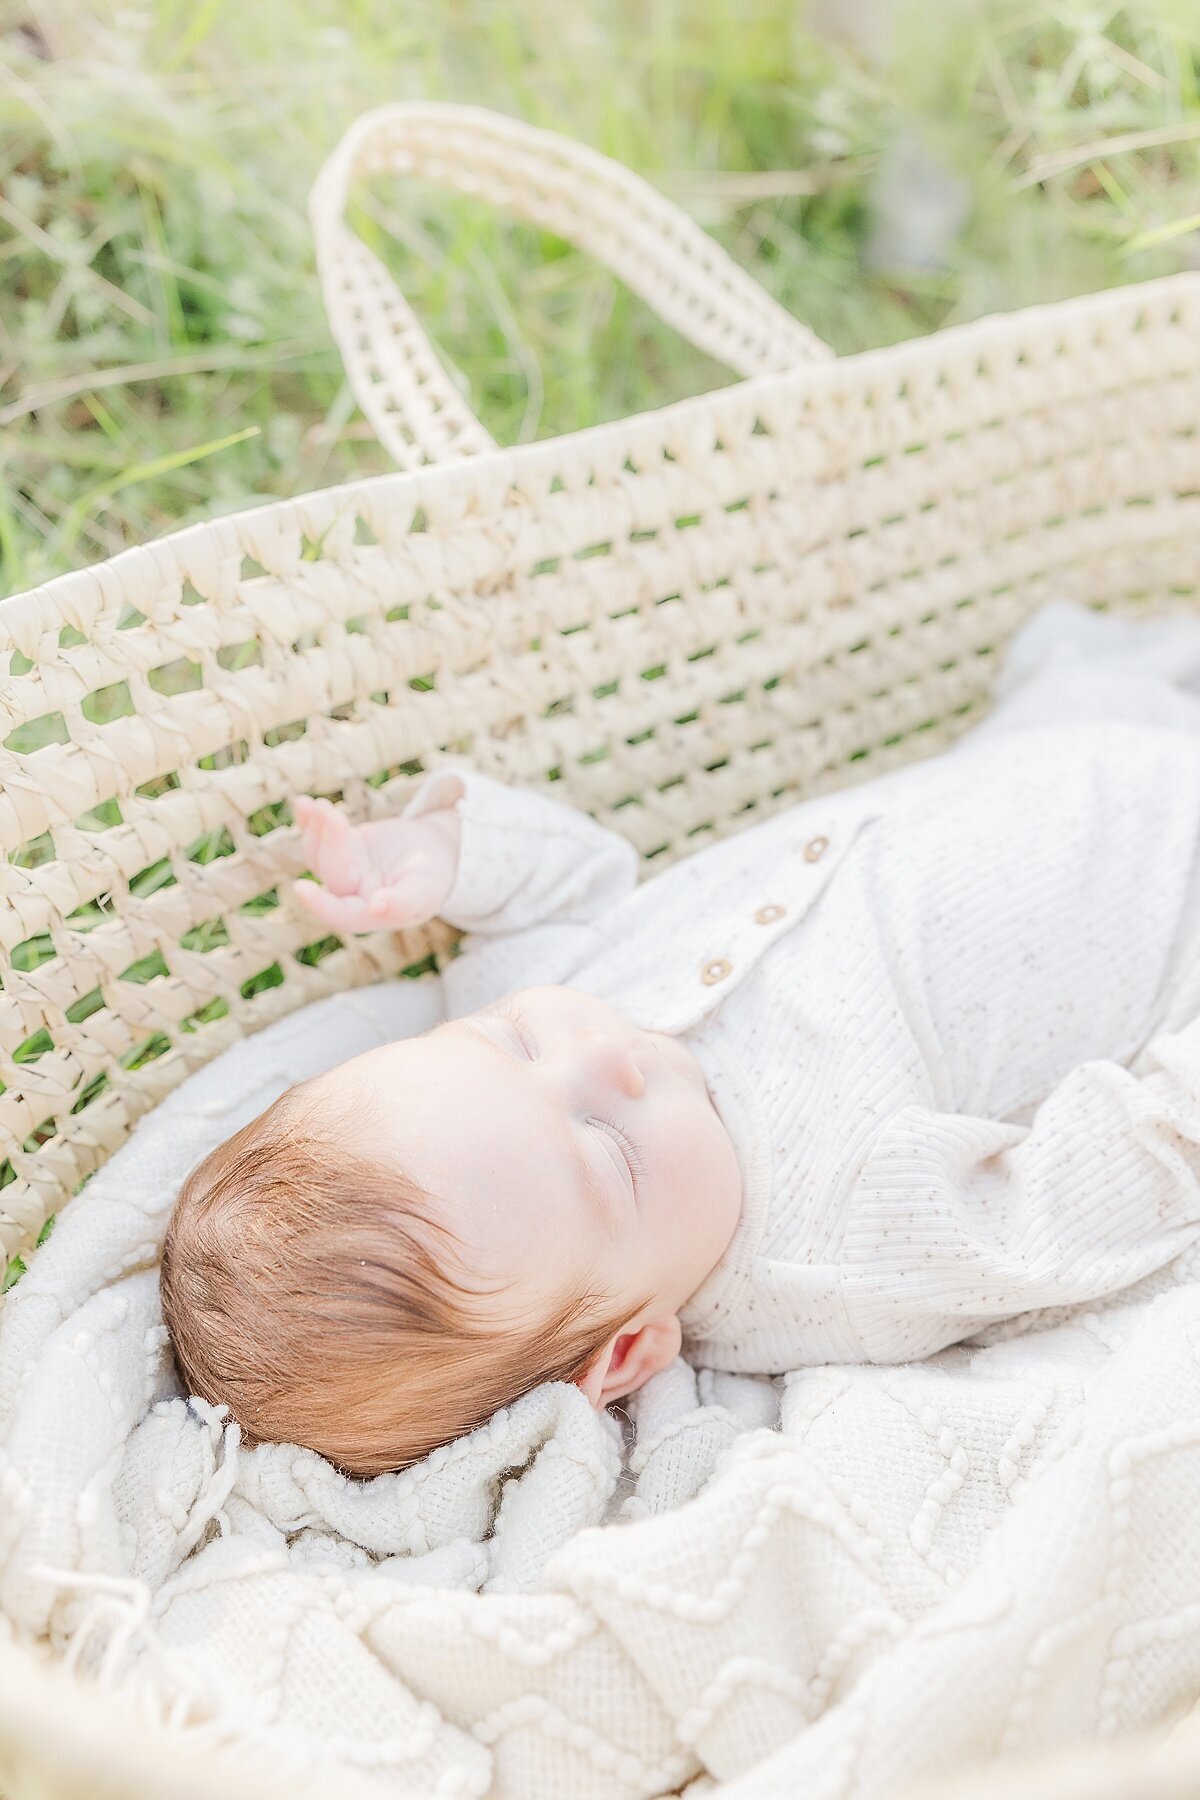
[5,267,1196,620]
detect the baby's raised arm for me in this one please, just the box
[294,764,640,976]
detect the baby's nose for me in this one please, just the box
[577,1028,645,1099]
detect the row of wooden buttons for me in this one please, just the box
[700,834,830,986]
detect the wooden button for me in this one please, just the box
[701,957,732,985]
[754,903,785,924]
[803,835,829,863]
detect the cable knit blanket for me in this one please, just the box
[2,978,1200,1799]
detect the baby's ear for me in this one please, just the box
[575,1314,682,1407]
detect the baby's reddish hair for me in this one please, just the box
[159,1082,632,1475]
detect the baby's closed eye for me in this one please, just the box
[589,1114,645,1193]
[496,999,536,1057]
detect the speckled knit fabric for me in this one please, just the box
[2,605,1200,1798]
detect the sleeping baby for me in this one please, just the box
[159,604,1200,1476]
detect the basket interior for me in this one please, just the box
[0,271,1197,1270]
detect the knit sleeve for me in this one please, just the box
[397,763,640,941]
[839,1013,1200,1361]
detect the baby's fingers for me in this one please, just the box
[294,794,338,879]
[294,796,363,896]
[292,879,385,936]
[361,876,440,928]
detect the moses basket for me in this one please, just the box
[2,102,1200,1800]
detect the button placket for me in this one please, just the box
[687,819,849,1010]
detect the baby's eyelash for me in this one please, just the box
[496,999,535,1057]
[591,1114,645,1192]
[491,1003,644,1195]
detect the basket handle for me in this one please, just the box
[309,102,834,470]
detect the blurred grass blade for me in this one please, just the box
[1122,212,1200,255]
[55,425,261,561]
[91,424,262,494]
[0,342,322,428]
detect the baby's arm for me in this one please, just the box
[842,1014,1200,1360]
[295,763,639,949]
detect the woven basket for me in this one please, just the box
[1,100,1199,1800]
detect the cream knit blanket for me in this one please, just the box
[2,979,1200,1798]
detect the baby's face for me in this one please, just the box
[309,986,742,1332]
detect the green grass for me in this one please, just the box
[0,0,1198,594]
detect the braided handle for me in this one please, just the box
[309,102,834,470]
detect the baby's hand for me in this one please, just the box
[292,793,462,934]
